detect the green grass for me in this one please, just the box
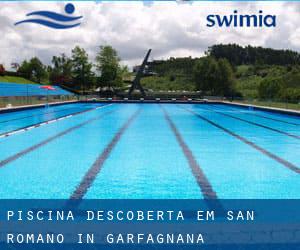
[0,76,37,84]
[141,76,195,91]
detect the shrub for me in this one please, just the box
[169,75,176,82]
[279,88,300,103]
[258,78,283,99]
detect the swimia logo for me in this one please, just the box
[15,3,82,29]
[206,10,276,28]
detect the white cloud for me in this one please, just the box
[0,1,300,70]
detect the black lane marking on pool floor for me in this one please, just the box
[213,105,300,126]
[160,105,218,200]
[0,109,116,168]
[203,106,300,140]
[0,104,109,138]
[251,113,300,126]
[0,104,90,124]
[70,108,141,200]
[180,106,300,174]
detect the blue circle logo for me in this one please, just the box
[15,3,82,29]
[65,3,75,14]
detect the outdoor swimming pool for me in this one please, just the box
[0,103,298,199]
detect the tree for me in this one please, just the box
[29,57,47,83]
[95,45,122,88]
[208,44,300,66]
[0,64,5,76]
[215,58,235,96]
[71,46,94,91]
[18,60,31,79]
[49,54,73,85]
[193,57,218,93]
[193,57,235,96]
[18,58,47,83]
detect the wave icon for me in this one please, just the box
[15,3,82,29]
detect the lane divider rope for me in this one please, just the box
[203,106,300,140]
[0,104,112,139]
[0,106,116,168]
[179,105,300,174]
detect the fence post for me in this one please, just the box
[26,84,29,105]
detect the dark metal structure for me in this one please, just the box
[128,49,152,98]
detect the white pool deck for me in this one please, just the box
[0,99,299,116]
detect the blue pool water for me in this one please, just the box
[0,103,298,199]
[0,103,103,136]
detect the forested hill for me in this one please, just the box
[207,44,300,66]
[148,44,300,74]
[148,57,198,75]
[143,44,300,102]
